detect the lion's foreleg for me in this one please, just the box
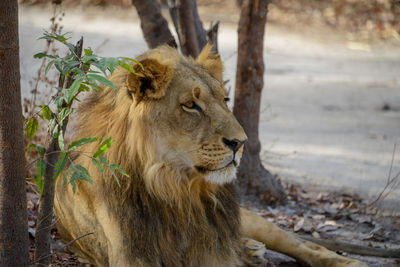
[240,208,368,267]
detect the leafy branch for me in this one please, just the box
[30,32,136,266]
[26,32,136,194]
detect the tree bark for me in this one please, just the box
[233,0,286,204]
[33,138,60,266]
[131,0,177,49]
[0,1,30,266]
[34,38,83,267]
[191,0,207,52]
[168,0,204,57]
[178,0,200,57]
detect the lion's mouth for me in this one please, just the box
[195,160,238,173]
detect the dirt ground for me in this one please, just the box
[19,2,400,266]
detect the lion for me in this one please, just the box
[54,45,367,267]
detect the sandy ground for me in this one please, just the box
[19,5,400,211]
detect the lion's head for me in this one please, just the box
[78,44,247,203]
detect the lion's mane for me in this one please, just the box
[55,46,241,266]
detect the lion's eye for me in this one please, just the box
[224,97,230,102]
[182,101,202,113]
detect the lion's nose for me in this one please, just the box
[222,138,246,152]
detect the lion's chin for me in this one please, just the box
[203,165,237,185]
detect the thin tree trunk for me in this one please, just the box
[178,0,200,57]
[191,0,207,52]
[233,0,286,204]
[0,1,29,266]
[33,138,60,266]
[34,38,83,266]
[168,0,211,56]
[131,0,178,49]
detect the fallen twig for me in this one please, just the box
[368,143,399,207]
[32,232,94,264]
[298,234,400,258]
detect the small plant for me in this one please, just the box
[28,31,140,266]
[26,31,137,194]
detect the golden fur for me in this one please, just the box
[54,45,367,267]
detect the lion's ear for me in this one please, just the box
[196,43,223,82]
[127,58,174,102]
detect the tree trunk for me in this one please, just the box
[168,0,206,57]
[0,1,29,266]
[178,0,200,57]
[33,138,61,266]
[191,0,208,51]
[233,0,286,204]
[131,0,178,49]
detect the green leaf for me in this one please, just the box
[69,164,93,193]
[63,171,68,185]
[58,130,65,151]
[87,74,117,90]
[92,158,105,180]
[54,96,65,109]
[97,57,120,74]
[69,171,79,193]
[36,144,46,156]
[82,55,98,63]
[41,105,52,120]
[87,82,103,92]
[119,62,136,75]
[54,60,63,73]
[67,76,84,103]
[70,67,84,76]
[26,144,36,154]
[110,164,129,177]
[50,124,59,138]
[36,158,46,177]
[84,48,93,56]
[120,57,142,70]
[79,84,90,92]
[68,137,100,151]
[69,165,93,193]
[99,155,108,167]
[37,179,44,196]
[39,32,70,43]
[49,118,56,134]
[66,43,75,54]
[75,164,92,182]
[63,53,75,62]
[26,117,39,139]
[44,60,55,76]
[57,107,73,125]
[93,137,114,158]
[54,152,68,181]
[62,61,80,75]
[33,52,47,59]
[36,158,46,195]
[91,61,107,76]
[119,57,138,62]
[34,53,58,59]
[110,168,121,187]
